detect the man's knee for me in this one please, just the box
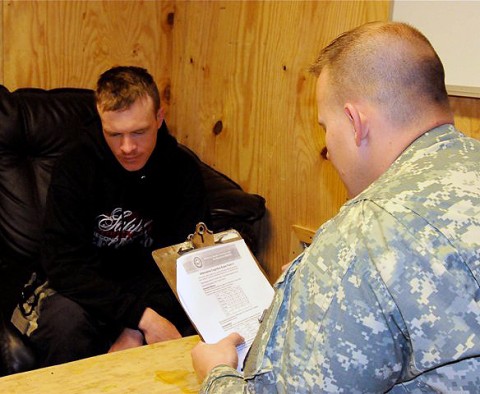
[37,294,93,336]
[30,293,110,366]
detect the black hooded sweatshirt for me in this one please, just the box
[40,121,208,331]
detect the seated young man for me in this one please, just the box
[24,66,209,366]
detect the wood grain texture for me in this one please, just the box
[0,335,201,393]
[451,96,480,140]
[1,1,479,282]
[3,1,167,89]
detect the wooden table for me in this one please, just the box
[0,335,201,393]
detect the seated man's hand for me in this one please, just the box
[138,307,181,344]
[108,327,144,352]
[191,333,245,381]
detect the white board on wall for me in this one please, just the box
[391,0,480,98]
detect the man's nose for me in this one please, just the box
[120,135,136,154]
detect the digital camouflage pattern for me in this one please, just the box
[201,124,480,393]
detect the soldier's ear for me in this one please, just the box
[344,103,369,147]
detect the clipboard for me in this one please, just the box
[152,222,274,371]
[151,222,244,300]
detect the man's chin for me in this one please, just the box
[119,159,145,172]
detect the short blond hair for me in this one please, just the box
[310,22,450,125]
[95,66,160,114]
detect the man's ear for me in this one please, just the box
[156,107,165,128]
[344,103,368,147]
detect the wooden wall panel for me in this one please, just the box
[451,96,480,140]
[3,1,168,90]
[2,1,479,282]
[166,1,389,279]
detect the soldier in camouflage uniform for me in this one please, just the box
[191,21,480,393]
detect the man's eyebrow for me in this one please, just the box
[103,127,148,135]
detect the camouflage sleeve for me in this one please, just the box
[200,365,249,393]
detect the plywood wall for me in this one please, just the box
[1,1,479,282]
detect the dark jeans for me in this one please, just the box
[29,293,119,367]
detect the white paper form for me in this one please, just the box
[176,238,274,371]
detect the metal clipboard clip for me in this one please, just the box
[188,222,214,249]
[179,222,242,255]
